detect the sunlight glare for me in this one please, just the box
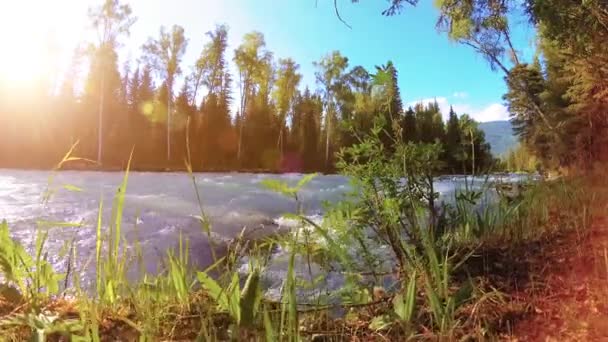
[0,0,87,87]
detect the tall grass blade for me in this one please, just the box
[95,197,103,298]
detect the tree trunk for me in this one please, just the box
[325,106,331,170]
[237,73,247,166]
[237,113,244,165]
[166,79,174,164]
[470,129,475,175]
[167,96,172,162]
[277,121,284,163]
[97,73,105,165]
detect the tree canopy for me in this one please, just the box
[0,0,498,173]
[349,0,608,170]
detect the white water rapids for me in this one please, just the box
[0,169,533,295]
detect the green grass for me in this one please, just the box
[0,152,599,340]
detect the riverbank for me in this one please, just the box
[0,174,598,340]
[508,217,608,340]
[0,163,322,174]
[509,176,608,340]
[1,162,535,178]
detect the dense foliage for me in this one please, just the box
[0,0,495,173]
[361,0,608,170]
[500,144,540,173]
[0,1,607,340]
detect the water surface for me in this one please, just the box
[0,169,530,290]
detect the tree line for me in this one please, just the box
[0,0,495,173]
[362,0,608,171]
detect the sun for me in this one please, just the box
[0,0,87,88]
[0,3,48,86]
[0,37,48,86]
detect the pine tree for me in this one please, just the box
[373,61,403,152]
[458,114,493,174]
[128,66,141,113]
[314,51,349,171]
[402,106,417,143]
[415,103,434,143]
[83,43,122,163]
[87,0,136,164]
[142,25,188,163]
[233,32,276,170]
[273,58,302,160]
[139,65,155,104]
[503,64,546,144]
[444,106,462,171]
[429,100,445,143]
[120,61,130,109]
[292,88,322,171]
[173,82,194,163]
[234,31,273,165]
[192,24,235,169]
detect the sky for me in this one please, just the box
[0,0,537,122]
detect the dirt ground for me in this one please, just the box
[506,216,608,341]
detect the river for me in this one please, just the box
[0,169,531,294]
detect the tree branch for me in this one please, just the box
[461,40,510,75]
[462,38,555,131]
[503,28,520,66]
[334,0,352,29]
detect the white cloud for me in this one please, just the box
[406,97,509,123]
[473,103,509,122]
[452,91,468,99]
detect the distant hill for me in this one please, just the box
[478,120,518,157]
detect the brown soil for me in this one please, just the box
[504,217,608,341]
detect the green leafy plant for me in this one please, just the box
[197,263,263,333]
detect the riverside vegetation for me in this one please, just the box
[0,101,597,341]
[2,0,608,340]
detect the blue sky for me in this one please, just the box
[1,0,537,121]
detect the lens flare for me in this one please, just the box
[0,0,87,87]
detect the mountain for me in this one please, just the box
[478,120,518,157]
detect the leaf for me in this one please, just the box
[39,262,62,295]
[260,179,296,198]
[197,272,228,310]
[296,215,350,266]
[104,280,115,304]
[112,150,133,263]
[393,293,407,319]
[284,230,299,337]
[58,239,72,258]
[36,221,84,228]
[263,310,275,342]
[240,268,261,327]
[393,270,417,323]
[202,256,226,274]
[95,197,103,296]
[372,68,391,86]
[168,254,187,302]
[0,221,33,293]
[192,214,213,237]
[424,275,445,328]
[228,272,241,324]
[62,157,95,164]
[368,314,393,331]
[295,173,317,191]
[62,184,84,192]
